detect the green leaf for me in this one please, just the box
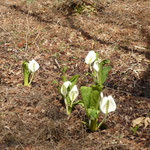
[72,100,84,107]
[87,108,100,120]
[70,74,79,88]
[90,89,100,110]
[70,74,79,83]
[101,66,112,84]
[130,125,139,135]
[62,75,67,82]
[22,60,31,75]
[66,96,71,106]
[101,59,111,65]
[62,66,68,82]
[92,84,102,92]
[80,86,92,110]
[62,66,68,73]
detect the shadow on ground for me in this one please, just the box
[1,2,150,98]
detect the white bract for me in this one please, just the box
[28,59,40,72]
[100,95,116,114]
[93,59,102,72]
[85,51,96,65]
[100,92,104,99]
[69,85,79,102]
[93,60,99,72]
[61,81,72,97]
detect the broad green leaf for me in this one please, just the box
[90,89,100,110]
[98,59,111,85]
[102,66,112,84]
[87,108,100,120]
[80,86,92,110]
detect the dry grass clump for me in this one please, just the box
[52,0,106,15]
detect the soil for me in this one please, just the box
[0,0,150,149]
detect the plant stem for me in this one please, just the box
[98,63,102,87]
[23,61,30,86]
[29,72,35,85]
[97,113,108,129]
[67,106,72,116]
[98,101,109,129]
[89,119,98,131]
[24,71,29,86]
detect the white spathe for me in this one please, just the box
[100,95,116,114]
[28,59,40,72]
[93,59,102,72]
[85,51,96,65]
[93,60,99,72]
[100,92,104,99]
[69,85,79,102]
[61,81,72,97]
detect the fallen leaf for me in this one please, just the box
[132,117,145,127]
[144,117,150,129]
[132,117,150,129]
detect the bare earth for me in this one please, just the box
[0,0,150,149]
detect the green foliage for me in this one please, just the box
[80,53,112,131]
[81,86,92,111]
[70,74,79,88]
[98,59,111,85]
[61,74,79,115]
[131,125,139,135]
[22,60,30,74]
[102,65,112,84]
[87,108,100,120]
[81,86,101,131]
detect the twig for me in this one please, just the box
[54,59,61,69]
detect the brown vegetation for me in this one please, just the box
[0,0,150,149]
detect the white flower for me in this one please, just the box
[61,81,72,97]
[93,59,102,72]
[28,59,40,72]
[69,85,79,102]
[100,95,116,114]
[85,51,96,65]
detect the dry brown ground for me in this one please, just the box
[0,0,150,149]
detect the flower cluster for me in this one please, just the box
[60,75,79,115]
[61,50,117,131]
[61,81,79,107]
